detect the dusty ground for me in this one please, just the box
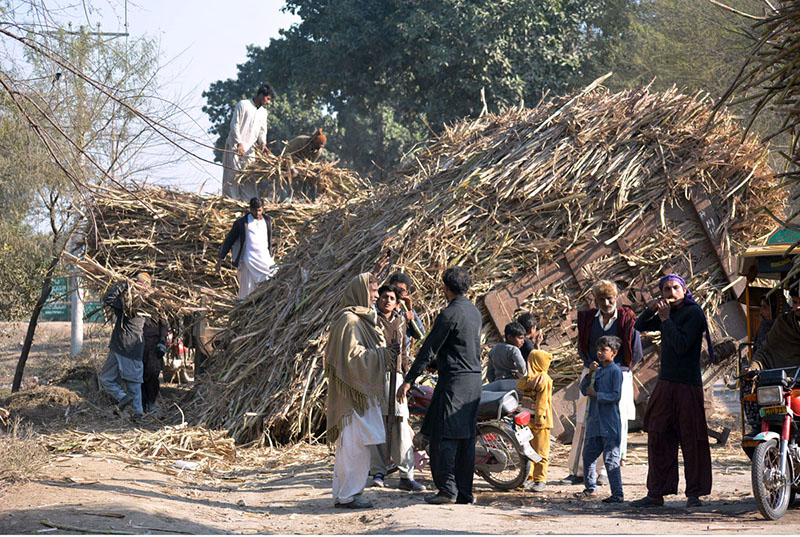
[2,322,800,534]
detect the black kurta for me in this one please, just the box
[404,295,483,441]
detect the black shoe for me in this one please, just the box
[398,478,426,492]
[686,496,702,507]
[131,412,143,422]
[425,494,456,505]
[629,496,664,507]
[115,395,132,412]
[602,495,624,503]
[744,426,761,439]
[558,474,583,485]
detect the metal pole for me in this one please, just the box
[69,271,84,356]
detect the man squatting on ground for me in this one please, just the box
[326,273,401,509]
[630,273,714,508]
[217,197,276,299]
[577,335,625,503]
[398,266,483,505]
[99,272,151,421]
[369,284,426,492]
[563,279,642,485]
[487,321,527,382]
[221,82,275,201]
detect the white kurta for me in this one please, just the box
[236,215,276,298]
[222,99,268,201]
[332,403,384,504]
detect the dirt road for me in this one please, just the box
[2,434,799,535]
[2,322,800,534]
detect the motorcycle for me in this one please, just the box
[407,375,541,491]
[744,365,800,520]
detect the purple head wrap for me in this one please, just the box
[658,273,714,363]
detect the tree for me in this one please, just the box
[1,4,188,389]
[204,0,629,177]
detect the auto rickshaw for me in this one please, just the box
[735,227,800,519]
[736,227,799,452]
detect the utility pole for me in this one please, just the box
[67,8,129,356]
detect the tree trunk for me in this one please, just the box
[12,253,61,392]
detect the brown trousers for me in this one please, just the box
[644,380,712,498]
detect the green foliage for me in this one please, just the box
[203,0,628,177]
[0,221,50,320]
[600,0,763,93]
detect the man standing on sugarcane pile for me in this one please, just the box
[216,197,276,299]
[630,274,714,509]
[397,266,482,505]
[284,128,327,162]
[221,82,275,201]
[141,313,168,414]
[326,273,401,509]
[99,272,151,422]
[369,284,426,492]
[562,280,642,486]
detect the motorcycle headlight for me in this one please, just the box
[757,386,784,406]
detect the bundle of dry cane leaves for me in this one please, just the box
[74,157,365,321]
[196,84,785,444]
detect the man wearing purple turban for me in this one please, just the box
[629,274,713,509]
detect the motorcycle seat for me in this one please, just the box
[478,390,519,420]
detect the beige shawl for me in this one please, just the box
[325,273,391,442]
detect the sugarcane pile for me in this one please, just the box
[196,85,785,444]
[77,183,334,318]
[236,151,371,202]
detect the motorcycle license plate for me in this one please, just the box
[760,405,787,417]
[516,427,533,443]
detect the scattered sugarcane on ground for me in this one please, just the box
[196,84,785,445]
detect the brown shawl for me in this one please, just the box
[752,312,800,371]
[325,273,391,442]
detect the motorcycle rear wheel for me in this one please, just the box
[474,424,530,491]
[752,438,792,520]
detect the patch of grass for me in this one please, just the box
[0,417,48,482]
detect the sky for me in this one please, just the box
[26,0,299,193]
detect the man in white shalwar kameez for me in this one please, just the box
[216,197,276,298]
[325,273,400,509]
[221,83,275,201]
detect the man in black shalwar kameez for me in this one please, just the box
[630,274,713,508]
[397,266,482,505]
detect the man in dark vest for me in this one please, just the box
[562,280,642,485]
[397,266,482,505]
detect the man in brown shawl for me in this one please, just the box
[326,273,399,509]
[747,290,800,373]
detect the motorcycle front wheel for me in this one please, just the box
[474,424,530,491]
[752,438,792,520]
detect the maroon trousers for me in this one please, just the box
[643,379,712,498]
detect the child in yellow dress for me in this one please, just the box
[517,349,553,492]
